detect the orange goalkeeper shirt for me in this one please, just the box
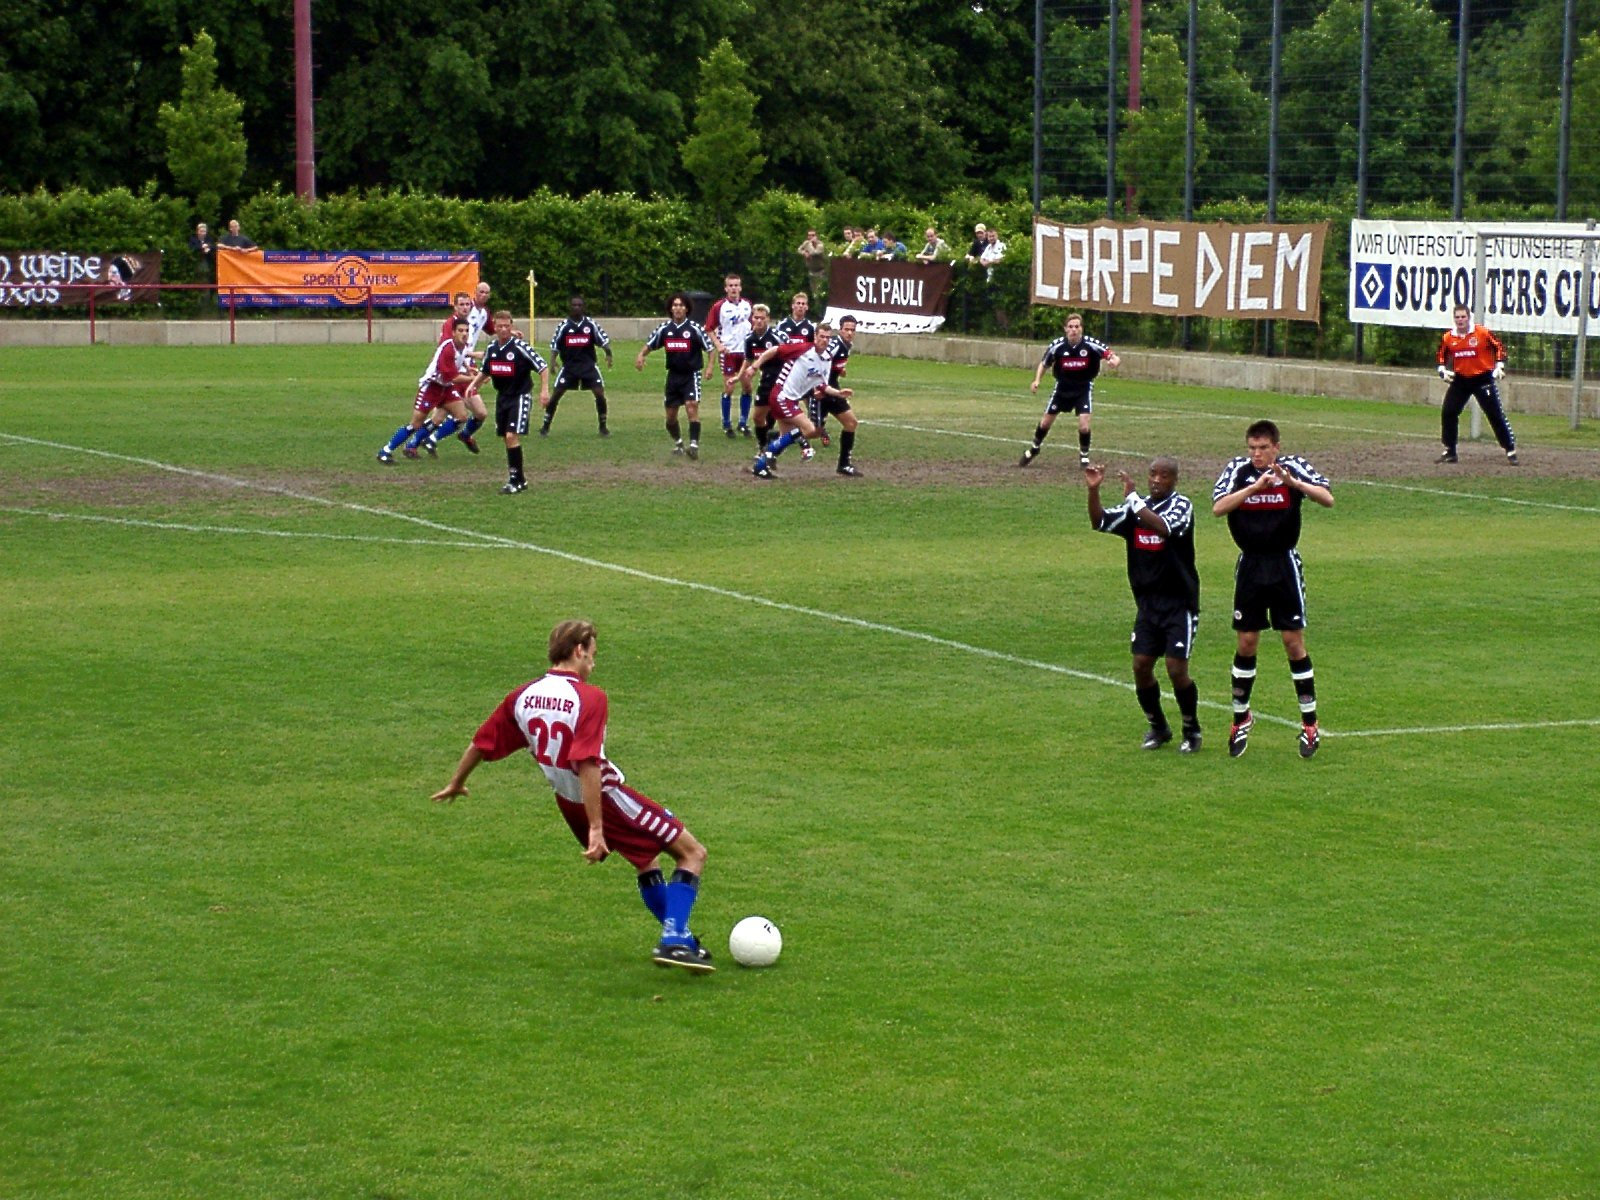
[1437,325,1505,377]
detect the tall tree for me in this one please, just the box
[881,0,1036,197]
[1117,32,1204,215]
[680,40,765,228]
[157,30,247,221]
[1279,0,1455,203]
[734,0,968,200]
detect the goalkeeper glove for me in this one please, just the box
[1492,362,1505,380]
[1438,364,1455,382]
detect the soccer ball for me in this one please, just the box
[728,916,782,968]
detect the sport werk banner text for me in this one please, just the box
[1030,218,1328,322]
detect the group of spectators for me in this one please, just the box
[187,219,257,280]
[795,221,1008,302]
[798,222,1004,270]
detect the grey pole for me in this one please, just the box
[1355,0,1373,364]
[1557,0,1576,217]
[1107,0,1119,220]
[1106,0,1119,343]
[1453,0,1468,219]
[1266,0,1282,357]
[1573,220,1594,431]
[1034,0,1045,215]
[1182,0,1197,350]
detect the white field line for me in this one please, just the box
[863,419,1600,515]
[6,433,1597,739]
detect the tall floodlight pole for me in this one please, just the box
[1107,0,1119,220]
[1355,0,1373,363]
[1266,0,1282,356]
[1453,0,1468,219]
[295,0,316,202]
[1182,0,1197,350]
[1034,0,1045,214]
[1106,0,1119,343]
[1127,0,1142,215]
[1557,0,1576,217]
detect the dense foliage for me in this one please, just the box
[1,0,1593,212]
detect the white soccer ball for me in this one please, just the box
[728,916,782,968]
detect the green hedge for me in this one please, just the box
[0,185,1572,356]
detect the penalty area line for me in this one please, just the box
[10,433,1591,741]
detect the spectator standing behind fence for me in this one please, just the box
[218,219,256,250]
[859,228,885,258]
[797,229,829,302]
[965,224,988,264]
[915,227,950,264]
[1435,303,1518,466]
[979,228,1006,277]
[875,233,908,261]
[188,222,215,279]
[840,227,865,258]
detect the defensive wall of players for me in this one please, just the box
[3,316,1595,418]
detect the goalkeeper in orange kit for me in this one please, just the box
[1435,303,1518,466]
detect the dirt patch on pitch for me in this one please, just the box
[12,434,1599,512]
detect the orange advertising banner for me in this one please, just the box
[215,248,480,308]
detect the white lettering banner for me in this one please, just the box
[1030,217,1328,321]
[1348,219,1600,335]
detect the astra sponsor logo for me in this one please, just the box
[1134,530,1167,551]
[1242,489,1290,506]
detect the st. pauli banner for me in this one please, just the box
[0,250,162,306]
[823,258,954,332]
[215,248,480,308]
[1031,218,1329,322]
[1348,220,1600,335]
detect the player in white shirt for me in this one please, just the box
[742,322,853,478]
[706,273,755,438]
[431,619,715,972]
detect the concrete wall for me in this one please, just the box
[5,316,1595,419]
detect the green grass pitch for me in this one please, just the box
[2,341,1598,1198]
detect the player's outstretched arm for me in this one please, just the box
[574,759,609,863]
[432,744,484,803]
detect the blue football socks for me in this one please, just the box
[659,869,700,946]
[636,869,667,922]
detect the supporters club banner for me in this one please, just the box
[1031,218,1328,321]
[215,248,480,308]
[0,250,162,306]
[1349,220,1600,335]
[823,259,954,333]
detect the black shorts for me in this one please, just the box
[495,390,533,438]
[554,362,604,392]
[663,370,700,409]
[1231,550,1307,632]
[809,390,852,421]
[754,375,782,405]
[1047,385,1093,416]
[1131,595,1199,659]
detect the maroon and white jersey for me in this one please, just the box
[471,669,624,804]
[772,341,832,404]
[419,339,468,389]
[707,296,753,354]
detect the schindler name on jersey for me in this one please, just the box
[1348,219,1600,336]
